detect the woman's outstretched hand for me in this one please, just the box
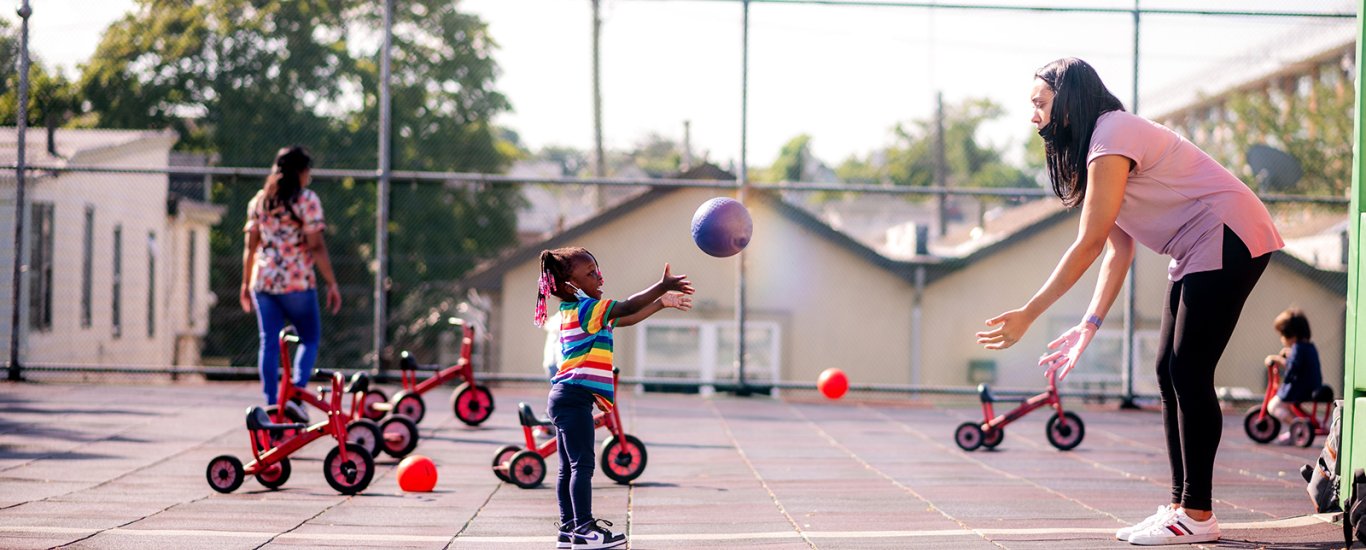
[661,291,693,311]
[659,263,695,295]
[977,308,1033,350]
[1038,323,1097,381]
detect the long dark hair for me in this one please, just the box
[1035,58,1126,208]
[261,145,313,223]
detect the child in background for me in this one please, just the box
[1265,308,1322,445]
[534,247,694,550]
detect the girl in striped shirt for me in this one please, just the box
[534,247,694,550]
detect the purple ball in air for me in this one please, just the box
[691,197,753,258]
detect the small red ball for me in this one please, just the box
[396,455,438,492]
[817,368,849,400]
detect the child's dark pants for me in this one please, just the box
[548,383,597,528]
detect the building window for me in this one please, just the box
[112,225,122,338]
[147,231,157,338]
[81,206,94,328]
[635,319,782,392]
[28,202,54,331]
[187,230,197,328]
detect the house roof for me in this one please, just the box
[0,127,176,166]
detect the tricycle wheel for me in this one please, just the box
[380,415,420,458]
[1243,405,1280,444]
[451,383,495,426]
[982,427,1004,449]
[255,457,291,490]
[491,444,520,483]
[601,434,648,484]
[346,418,383,458]
[508,450,546,489]
[392,390,426,424]
[324,443,375,495]
[360,388,388,421]
[1046,411,1085,451]
[954,422,984,451]
[1290,418,1315,448]
[206,454,244,493]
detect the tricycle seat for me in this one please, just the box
[977,383,996,404]
[246,406,308,432]
[517,402,553,428]
[345,371,371,394]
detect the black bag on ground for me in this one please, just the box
[1301,399,1342,513]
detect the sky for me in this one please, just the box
[4,0,1357,170]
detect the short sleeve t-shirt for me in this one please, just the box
[244,188,327,294]
[1087,111,1283,280]
[552,297,618,409]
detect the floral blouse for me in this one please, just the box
[244,188,327,294]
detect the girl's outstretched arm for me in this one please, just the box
[606,264,694,321]
[615,292,693,327]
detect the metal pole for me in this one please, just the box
[591,0,606,209]
[735,0,750,395]
[934,91,947,236]
[1120,1,1140,408]
[374,0,393,373]
[8,0,32,381]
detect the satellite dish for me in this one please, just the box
[1245,144,1302,193]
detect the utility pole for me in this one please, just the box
[8,0,32,381]
[374,0,393,374]
[591,0,606,209]
[934,91,948,237]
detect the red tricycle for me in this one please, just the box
[1243,361,1334,447]
[490,370,646,489]
[954,370,1085,451]
[205,369,375,494]
[377,318,494,426]
[270,328,420,460]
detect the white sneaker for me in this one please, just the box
[572,518,626,550]
[1115,505,1175,541]
[1127,508,1220,545]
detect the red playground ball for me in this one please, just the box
[817,368,849,400]
[397,455,438,492]
[691,197,753,258]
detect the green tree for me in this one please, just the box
[0,20,81,128]
[80,0,517,368]
[884,97,1034,194]
[763,134,813,183]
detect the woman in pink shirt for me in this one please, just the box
[977,58,1282,546]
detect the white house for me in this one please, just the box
[0,127,224,370]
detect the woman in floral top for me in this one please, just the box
[239,146,341,405]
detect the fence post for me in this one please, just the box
[7,0,33,382]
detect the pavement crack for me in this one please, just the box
[706,399,818,550]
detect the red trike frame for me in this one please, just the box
[381,319,494,426]
[1243,361,1333,447]
[955,370,1085,451]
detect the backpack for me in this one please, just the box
[1302,399,1341,513]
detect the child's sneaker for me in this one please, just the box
[572,518,626,550]
[1115,505,1174,541]
[555,520,575,549]
[1127,508,1219,545]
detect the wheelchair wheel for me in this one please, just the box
[508,450,546,489]
[206,454,244,494]
[982,427,1004,450]
[601,434,648,484]
[1046,411,1085,451]
[360,388,388,421]
[324,443,375,495]
[346,418,383,458]
[451,383,495,426]
[392,390,426,424]
[380,414,420,458]
[1243,405,1281,444]
[491,445,520,483]
[954,422,984,451]
[1290,418,1315,448]
[255,457,291,490]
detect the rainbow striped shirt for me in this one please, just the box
[552,297,617,409]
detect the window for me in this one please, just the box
[80,206,94,328]
[636,319,782,392]
[147,232,156,338]
[187,230,197,327]
[28,202,54,331]
[112,225,122,338]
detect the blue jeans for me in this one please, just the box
[548,383,597,527]
[253,289,322,405]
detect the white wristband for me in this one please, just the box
[1084,314,1102,329]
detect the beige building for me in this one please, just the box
[0,128,224,369]
[462,169,1344,395]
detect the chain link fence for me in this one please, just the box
[0,0,1357,405]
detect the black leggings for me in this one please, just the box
[1155,226,1269,511]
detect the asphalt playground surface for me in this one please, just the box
[0,379,1349,549]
